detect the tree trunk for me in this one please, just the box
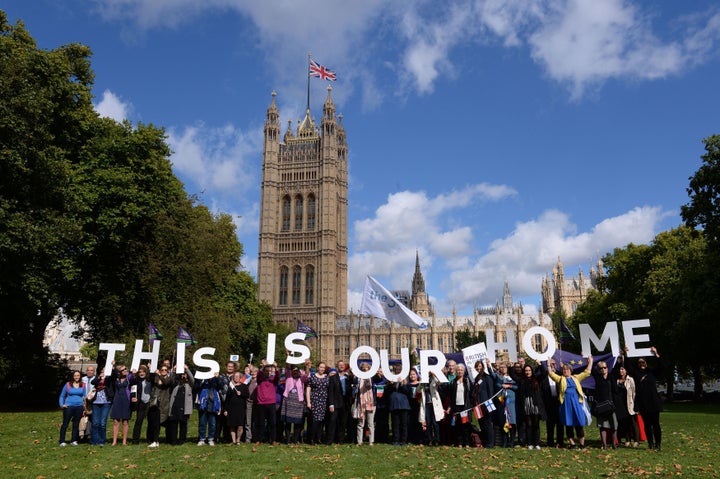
[692,364,704,399]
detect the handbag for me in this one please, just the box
[592,399,615,417]
[83,397,93,415]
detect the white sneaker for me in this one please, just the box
[528,445,533,450]
[148,442,159,448]
[536,445,542,450]
[197,440,205,446]
[70,441,78,446]
[208,440,215,446]
[59,442,67,447]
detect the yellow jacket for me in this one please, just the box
[548,368,591,404]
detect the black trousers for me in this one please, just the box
[146,407,161,443]
[131,401,149,443]
[253,403,277,443]
[166,415,188,445]
[391,409,409,445]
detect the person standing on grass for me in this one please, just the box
[625,346,664,452]
[615,363,639,447]
[130,365,152,445]
[196,372,222,446]
[473,360,495,448]
[517,364,546,450]
[353,362,376,446]
[166,367,194,445]
[58,370,86,447]
[91,365,114,446]
[306,361,329,445]
[418,370,444,446]
[82,365,96,442]
[489,362,518,448]
[548,356,593,449]
[214,360,235,444]
[538,358,564,448]
[388,368,411,446]
[592,359,619,450]
[446,363,473,448]
[109,363,133,446]
[254,363,280,444]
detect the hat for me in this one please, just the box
[328,368,338,374]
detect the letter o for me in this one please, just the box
[349,346,380,379]
[522,326,556,362]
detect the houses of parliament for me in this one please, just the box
[256,89,600,364]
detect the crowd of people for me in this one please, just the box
[57,347,665,450]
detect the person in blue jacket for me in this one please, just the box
[59,370,86,446]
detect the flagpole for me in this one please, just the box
[306,52,311,113]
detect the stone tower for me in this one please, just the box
[541,257,604,317]
[410,251,433,317]
[257,88,348,361]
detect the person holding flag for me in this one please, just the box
[445,363,473,448]
[473,360,495,448]
[548,355,594,449]
[489,361,518,448]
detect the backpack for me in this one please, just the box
[197,387,221,413]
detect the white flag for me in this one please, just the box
[360,276,428,330]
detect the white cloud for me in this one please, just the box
[442,205,668,310]
[348,183,516,303]
[348,202,670,314]
[90,1,720,100]
[94,89,131,121]
[168,123,261,195]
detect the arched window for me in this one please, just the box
[292,266,302,304]
[282,196,291,231]
[305,265,314,304]
[294,195,303,231]
[279,266,289,305]
[307,194,316,230]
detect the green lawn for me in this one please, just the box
[1,403,718,479]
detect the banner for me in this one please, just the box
[360,276,428,329]
[462,342,488,381]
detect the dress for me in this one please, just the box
[110,377,132,420]
[281,388,305,425]
[559,378,586,427]
[308,374,329,422]
[225,383,248,428]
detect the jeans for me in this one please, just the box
[59,406,84,444]
[198,410,217,441]
[91,402,111,445]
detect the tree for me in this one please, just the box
[572,228,717,397]
[0,12,94,392]
[0,12,278,403]
[455,328,486,351]
[682,134,720,246]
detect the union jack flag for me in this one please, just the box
[309,59,337,81]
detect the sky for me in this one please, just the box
[7,1,720,317]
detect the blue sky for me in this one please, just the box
[8,1,720,317]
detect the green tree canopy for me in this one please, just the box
[0,12,277,403]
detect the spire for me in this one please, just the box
[264,91,279,142]
[297,108,317,138]
[411,250,426,295]
[323,85,335,117]
[502,281,513,312]
[283,119,294,142]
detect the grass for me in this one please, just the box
[1,403,719,479]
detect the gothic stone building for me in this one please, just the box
[257,90,553,364]
[333,253,554,364]
[541,257,604,317]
